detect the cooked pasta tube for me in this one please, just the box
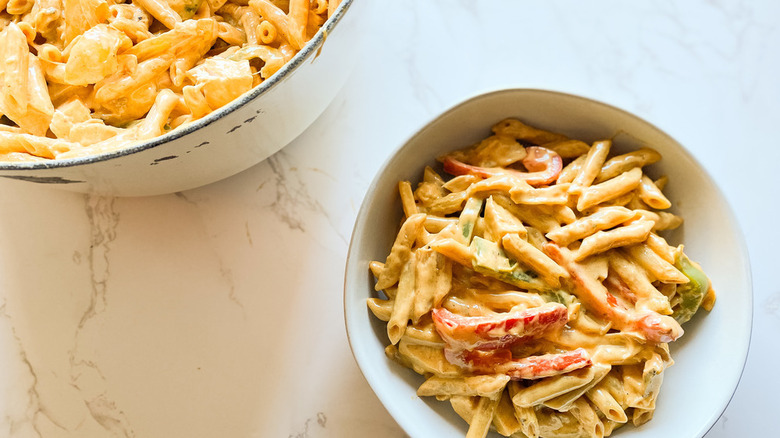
[541,139,591,159]
[636,353,666,410]
[398,181,418,217]
[608,253,672,315]
[217,21,247,45]
[536,410,583,437]
[239,10,262,44]
[545,206,636,247]
[542,364,611,411]
[250,0,302,49]
[645,233,678,264]
[484,196,527,240]
[387,254,416,344]
[557,154,587,184]
[418,374,510,399]
[395,340,461,378]
[423,216,456,234]
[569,140,611,194]
[467,175,522,197]
[633,209,683,231]
[492,390,522,436]
[509,382,541,438]
[366,298,392,322]
[577,167,643,211]
[375,213,426,290]
[287,0,309,48]
[429,237,472,268]
[568,398,605,438]
[510,182,572,205]
[63,0,111,46]
[538,204,577,226]
[595,147,662,183]
[466,396,501,438]
[450,396,478,423]
[512,367,599,408]
[624,244,688,283]
[586,380,628,423]
[0,131,79,158]
[575,219,654,261]
[621,364,645,408]
[631,408,654,427]
[599,371,626,408]
[502,233,569,288]
[637,175,672,209]
[401,323,444,348]
[428,190,470,216]
[493,195,561,234]
[0,24,54,136]
[413,247,438,323]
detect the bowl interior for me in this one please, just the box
[344,89,752,438]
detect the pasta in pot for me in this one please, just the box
[0,0,340,161]
[368,118,716,438]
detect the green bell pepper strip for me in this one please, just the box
[470,236,550,292]
[672,254,710,324]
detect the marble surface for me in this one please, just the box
[0,1,778,437]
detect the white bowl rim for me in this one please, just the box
[343,87,753,438]
[0,0,355,171]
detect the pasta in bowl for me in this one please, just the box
[344,89,751,438]
[0,0,364,195]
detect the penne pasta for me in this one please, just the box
[557,154,587,184]
[624,244,688,283]
[577,167,643,211]
[608,252,673,315]
[466,396,500,438]
[595,148,662,183]
[417,374,510,399]
[395,340,462,378]
[637,175,672,209]
[492,390,522,436]
[0,0,330,161]
[512,367,598,408]
[374,213,426,290]
[586,380,628,423]
[541,139,591,159]
[575,219,654,261]
[367,120,715,438]
[545,206,637,247]
[413,247,438,322]
[567,398,605,438]
[570,140,611,194]
[502,233,569,288]
[387,253,416,344]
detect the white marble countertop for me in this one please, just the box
[0,1,778,437]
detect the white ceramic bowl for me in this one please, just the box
[344,89,752,438]
[0,0,365,196]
